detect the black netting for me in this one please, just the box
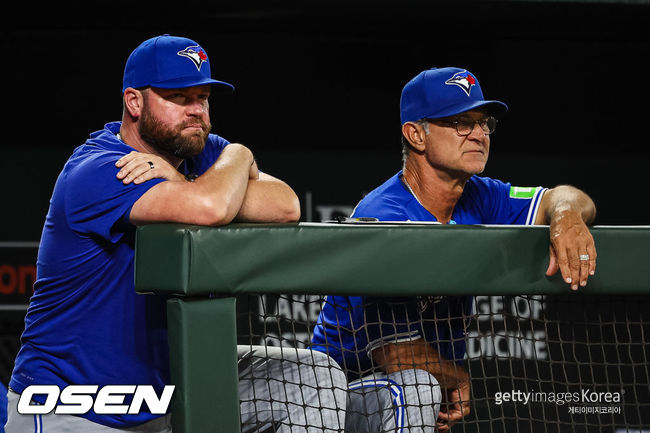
[237,294,650,433]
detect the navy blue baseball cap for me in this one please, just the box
[122,34,234,93]
[400,67,507,124]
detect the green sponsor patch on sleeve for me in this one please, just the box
[509,186,539,199]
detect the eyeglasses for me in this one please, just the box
[427,116,498,136]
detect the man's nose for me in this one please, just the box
[186,100,206,116]
[467,121,487,140]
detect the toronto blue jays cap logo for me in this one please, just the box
[444,70,476,96]
[177,46,208,71]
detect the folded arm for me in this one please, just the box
[124,145,300,226]
[128,143,255,226]
[234,171,301,223]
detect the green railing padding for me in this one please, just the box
[166,297,240,433]
[135,223,650,296]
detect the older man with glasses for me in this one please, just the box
[311,67,597,433]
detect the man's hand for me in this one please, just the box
[372,340,472,430]
[437,380,470,431]
[546,209,597,290]
[536,185,597,291]
[116,151,186,184]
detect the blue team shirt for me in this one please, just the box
[1,382,6,433]
[311,170,546,379]
[10,121,229,428]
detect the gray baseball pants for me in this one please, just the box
[345,369,441,433]
[238,346,347,433]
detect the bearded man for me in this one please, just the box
[5,35,347,433]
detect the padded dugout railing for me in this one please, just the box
[133,223,650,433]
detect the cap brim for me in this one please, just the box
[150,77,235,93]
[427,100,508,120]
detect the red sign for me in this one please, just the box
[0,242,38,307]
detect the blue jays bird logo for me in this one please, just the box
[445,70,476,96]
[177,46,208,71]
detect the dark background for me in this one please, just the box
[2,0,650,241]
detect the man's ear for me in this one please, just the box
[401,122,427,152]
[123,87,145,119]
